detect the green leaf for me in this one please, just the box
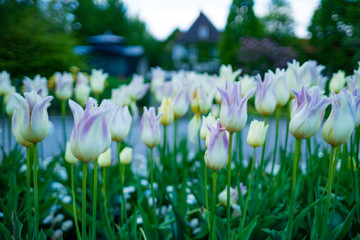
[39,230,47,240]
[236,215,258,240]
[12,211,23,240]
[330,202,358,240]
[0,223,12,239]
[291,200,319,238]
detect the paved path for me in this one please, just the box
[1,115,330,172]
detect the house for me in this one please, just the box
[172,11,221,73]
[74,31,147,77]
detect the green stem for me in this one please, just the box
[174,118,178,180]
[204,164,210,229]
[1,96,4,150]
[226,132,234,239]
[61,100,67,148]
[238,131,243,168]
[33,143,39,240]
[271,108,280,176]
[307,138,314,205]
[259,117,268,178]
[103,167,114,240]
[210,171,217,240]
[8,115,11,151]
[92,159,98,240]
[320,146,336,240]
[241,147,256,230]
[284,101,290,154]
[150,148,157,227]
[82,162,88,240]
[163,125,167,166]
[71,164,82,240]
[121,164,128,227]
[287,139,301,240]
[117,142,126,227]
[26,147,32,240]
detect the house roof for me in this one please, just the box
[88,31,125,45]
[176,11,220,44]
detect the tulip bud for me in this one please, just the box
[120,147,132,165]
[188,113,201,143]
[329,70,346,94]
[255,73,277,117]
[270,68,289,108]
[69,98,111,162]
[55,72,74,101]
[98,148,112,167]
[218,186,238,207]
[127,74,149,101]
[5,87,16,116]
[173,86,190,119]
[200,113,216,141]
[0,71,12,96]
[217,80,255,133]
[204,120,229,171]
[190,86,215,115]
[247,119,268,148]
[290,87,331,139]
[12,91,53,143]
[286,60,303,99]
[107,102,132,142]
[322,90,356,146]
[158,97,174,126]
[23,75,49,98]
[141,107,164,149]
[90,69,108,95]
[239,75,256,98]
[65,142,78,164]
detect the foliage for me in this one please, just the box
[308,0,360,74]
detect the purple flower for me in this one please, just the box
[55,72,74,101]
[217,80,255,133]
[105,100,132,142]
[255,73,277,117]
[23,74,49,97]
[141,107,164,149]
[69,98,111,162]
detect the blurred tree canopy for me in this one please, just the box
[0,0,83,79]
[308,0,360,74]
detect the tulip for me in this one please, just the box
[329,70,346,94]
[23,75,49,98]
[107,103,132,142]
[247,119,269,148]
[286,60,304,98]
[218,80,255,133]
[352,88,360,128]
[323,90,356,146]
[302,60,327,89]
[69,98,111,162]
[190,85,215,115]
[204,120,229,171]
[75,72,91,107]
[98,148,112,167]
[158,97,174,126]
[219,64,242,83]
[269,68,290,108]
[151,66,166,93]
[200,113,216,141]
[218,186,238,207]
[0,71,12,96]
[239,74,257,98]
[141,107,164,149]
[255,73,277,117]
[128,74,149,101]
[173,85,190,119]
[290,87,331,140]
[12,91,53,143]
[188,113,201,144]
[111,86,131,106]
[65,142,79,164]
[90,69,108,96]
[120,147,132,165]
[55,72,74,101]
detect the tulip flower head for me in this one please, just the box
[302,60,327,89]
[107,102,132,142]
[217,80,255,133]
[12,91,53,143]
[190,85,215,115]
[141,107,164,149]
[98,148,112,167]
[204,120,229,171]
[352,88,360,128]
[5,86,16,116]
[128,74,150,101]
[65,142,79,164]
[120,147,132,165]
[323,90,356,146]
[75,73,91,107]
[90,69,108,95]
[0,71,12,96]
[200,113,216,141]
[290,86,331,140]
[23,75,49,97]
[269,68,290,108]
[188,113,201,143]
[158,97,175,126]
[255,73,277,117]
[55,72,74,101]
[69,98,111,162]
[329,70,346,94]
[173,84,190,119]
[286,60,305,98]
[219,64,242,84]
[218,186,238,207]
[239,74,257,98]
[247,119,269,148]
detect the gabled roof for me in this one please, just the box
[176,11,220,44]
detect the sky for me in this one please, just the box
[121,0,321,40]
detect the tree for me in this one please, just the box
[219,0,265,67]
[308,0,360,74]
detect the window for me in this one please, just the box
[198,25,209,39]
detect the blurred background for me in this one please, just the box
[1,0,360,80]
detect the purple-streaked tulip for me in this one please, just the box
[107,102,132,142]
[128,74,149,101]
[141,107,164,149]
[90,69,108,95]
[23,75,49,97]
[55,72,74,101]
[323,90,356,146]
[286,60,304,98]
[329,70,346,94]
[75,73,91,107]
[255,73,277,117]
[173,84,190,119]
[204,120,229,171]
[352,88,360,128]
[0,71,12,96]
[200,113,216,141]
[302,60,327,89]
[69,98,111,162]
[290,86,331,140]
[217,80,255,133]
[12,91,53,143]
